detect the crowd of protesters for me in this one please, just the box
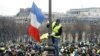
[0,41,100,56]
[60,42,100,56]
[0,41,42,56]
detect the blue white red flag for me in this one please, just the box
[28,2,45,42]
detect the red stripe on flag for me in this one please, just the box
[28,24,40,42]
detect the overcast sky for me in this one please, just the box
[0,0,100,16]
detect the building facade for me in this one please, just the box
[61,7,100,44]
[67,7,100,18]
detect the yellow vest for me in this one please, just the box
[0,47,5,51]
[97,50,100,54]
[40,33,48,39]
[52,22,62,38]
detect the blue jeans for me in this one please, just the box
[51,37,60,56]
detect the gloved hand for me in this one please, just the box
[51,32,55,36]
[48,32,55,37]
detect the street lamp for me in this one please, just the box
[45,0,56,56]
[48,0,52,45]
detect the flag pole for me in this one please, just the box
[45,0,55,55]
[47,0,55,55]
[48,0,52,45]
[48,0,52,34]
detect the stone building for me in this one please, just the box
[61,7,100,44]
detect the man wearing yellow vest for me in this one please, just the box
[47,19,62,56]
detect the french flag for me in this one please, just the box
[28,2,45,42]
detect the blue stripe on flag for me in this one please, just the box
[31,2,45,24]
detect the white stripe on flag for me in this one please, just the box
[30,12,41,29]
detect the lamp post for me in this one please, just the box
[45,0,55,56]
[48,0,52,45]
